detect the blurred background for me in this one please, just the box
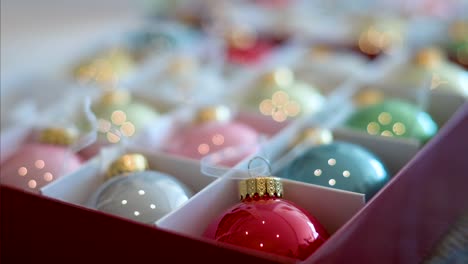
[2,0,466,82]
[1,0,142,117]
[1,0,467,130]
[1,0,139,82]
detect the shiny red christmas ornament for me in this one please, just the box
[203,177,329,260]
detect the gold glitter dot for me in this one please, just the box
[367,122,380,135]
[107,132,121,143]
[28,180,37,189]
[111,110,127,125]
[212,134,225,146]
[18,167,28,176]
[381,130,393,137]
[272,111,287,122]
[120,122,135,137]
[378,112,392,125]
[35,160,45,169]
[259,99,274,115]
[392,122,406,136]
[43,172,53,182]
[272,91,290,106]
[198,143,210,155]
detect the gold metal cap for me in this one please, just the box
[73,48,134,85]
[414,48,444,68]
[261,67,295,88]
[449,20,468,41]
[194,105,232,124]
[310,45,331,59]
[239,177,283,200]
[353,89,385,106]
[106,153,149,179]
[99,90,132,106]
[291,127,333,148]
[227,26,257,49]
[168,56,197,76]
[39,128,78,146]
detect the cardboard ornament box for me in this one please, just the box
[2,19,468,263]
[1,97,467,263]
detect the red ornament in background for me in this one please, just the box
[225,25,284,65]
[227,40,274,65]
[203,176,329,260]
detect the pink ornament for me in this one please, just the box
[165,113,259,166]
[0,143,82,193]
[78,142,105,160]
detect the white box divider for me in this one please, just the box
[155,103,365,236]
[156,172,365,237]
[428,92,467,127]
[332,128,419,176]
[41,146,216,210]
[0,125,31,163]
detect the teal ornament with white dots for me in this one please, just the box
[278,142,389,200]
[125,25,202,59]
[126,30,177,61]
[345,99,438,143]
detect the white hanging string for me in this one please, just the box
[60,96,99,176]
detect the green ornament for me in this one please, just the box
[88,91,159,143]
[448,40,467,55]
[385,48,468,98]
[447,40,468,68]
[126,31,177,62]
[345,99,438,142]
[245,67,324,122]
